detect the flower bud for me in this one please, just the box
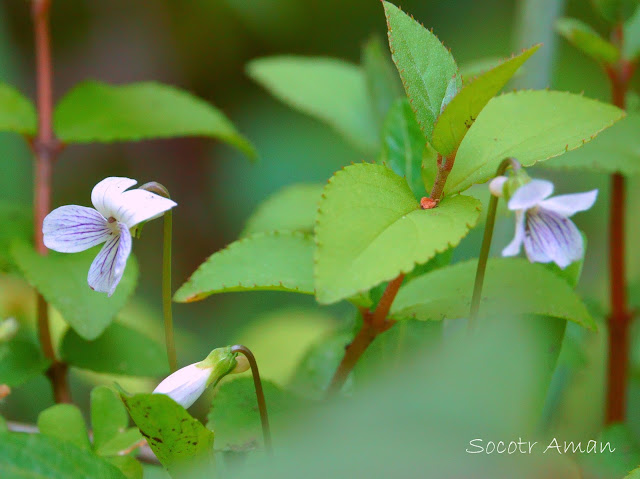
[488,168,531,201]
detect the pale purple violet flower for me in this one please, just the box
[489,177,597,269]
[43,177,176,296]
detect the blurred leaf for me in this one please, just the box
[625,6,640,59]
[391,258,595,330]
[556,18,620,64]
[543,111,640,176]
[97,428,143,457]
[208,377,311,451]
[592,0,640,22]
[0,202,32,273]
[247,56,378,153]
[0,415,7,433]
[383,1,460,141]
[445,90,625,194]
[580,424,640,477]
[379,98,427,199]
[314,163,481,304]
[0,433,127,479]
[433,45,540,158]
[361,35,403,126]
[0,83,36,135]
[11,243,139,340]
[91,386,131,451]
[0,339,50,387]
[122,393,215,478]
[38,404,91,451]
[61,321,168,377]
[54,81,256,159]
[105,456,143,479]
[241,184,323,237]
[174,231,314,302]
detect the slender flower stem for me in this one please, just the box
[230,345,272,454]
[468,158,520,328]
[32,0,70,404]
[139,182,177,372]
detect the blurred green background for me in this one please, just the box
[0,0,638,451]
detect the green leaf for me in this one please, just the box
[314,163,481,304]
[383,1,460,141]
[361,35,403,125]
[592,0,640,23]
[61,321,168,377]
[580,424,640,477]
[0,202,32,273]
[174,231,314,302]
[207,377,311,451]
[37,404,91,451]
[11,243,139,340]
[122,393,215,478]
[0,433,127,479]
[0,83,36,135]
[432,45,540,157]
[54,81,256,158]
[391,258,596,330]
[105,456,143,479]
[379,98,427,199]
[459,57,505,81]
[444,90,625,194]
[624,6,640,59]
[242,184,324,237]
[556,18,620,64]
[91,386,131,452]
[0,340,50,387]
[247,56,378,153]
[97,428,143,457]
[542,112,640,175]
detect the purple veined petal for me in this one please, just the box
[43,205,110,253]
[538,190,598,218]
[87,222,132,297]
[108,189,177,228]
[488,176,508,197]
[507,179,554,211]
[502,209,526,257]
[91,177,137,219]
[524,208,583,269]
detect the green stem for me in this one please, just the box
[231,345,272,454]
[468,158,520,328]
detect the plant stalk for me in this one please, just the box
[429,153,454,201]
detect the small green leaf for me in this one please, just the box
[97,428,143,457]
[11,243,139,340]
[556,18,620,64]
[383,1,460,141]
[445,90,625,194]
[0,433,127,479]
[91,386,131,452]
[379,98,427,199]
[543,112,640,176]
[105,456,143,479]
[242,184,324,237]
[122,393,215,478]
[61,322,168,377]
[624,6,640,59]
[459,57,505,81]
[391,258,596,330]
[38,404,91,451]
[0,340,50,387]
[0,202,32,273]
[0,83,37,135]
[174,231,314,302]
[592,0,640,23]
[314,163,481,304]
[432,45,540,157]
[247,56,378,153]
[54,81,256,158]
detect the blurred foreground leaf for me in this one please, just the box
[0,202,32,273]
[0,339,49,387]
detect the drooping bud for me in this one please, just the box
[488,167,531,201]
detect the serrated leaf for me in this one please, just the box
[459,57,505,81]
[61,321,168,377]
[11,243,139,340]
[314,163,481,304]
[556,18,620,64]
[38,404,91,451]
[432,45,540,157]
[174,231,314,302]
[242,184,323,237]
[542,112,640,175]
[0,433,127,479]
[247,56,378,153]
[444,90,625,194]
[0,202,32,273]
[0,339,50,387]
[0,83,36,135]
[54,81,256,158]
[379,98,427,199]
[391,258,596,330]
[91,386,131,452]
[624,6,640,59]
[122,393,215,478]
[383,1,460,141]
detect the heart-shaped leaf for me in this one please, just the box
[38,404,91,451]
[0,83,36,135]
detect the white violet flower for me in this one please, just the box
[489,176,597,269]
[43,177,176,296]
